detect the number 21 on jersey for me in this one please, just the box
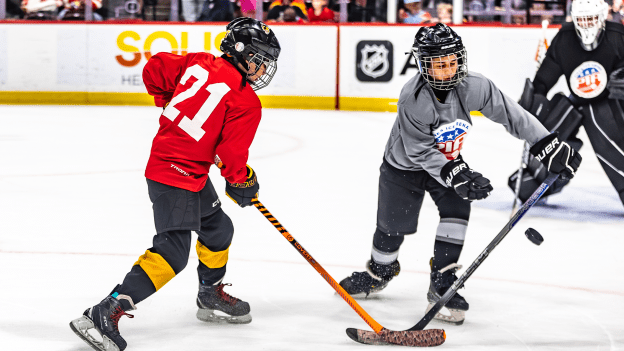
[162,64,231,142]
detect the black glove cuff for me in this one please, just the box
[440,156,467,188]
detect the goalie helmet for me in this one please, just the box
[570,0,608,51]
[411,23,468,91]
[220,18,281,91]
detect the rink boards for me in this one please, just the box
[0,23,568,111]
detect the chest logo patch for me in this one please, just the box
[433,120,471,160]
[570,61,607,99]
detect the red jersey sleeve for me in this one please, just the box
[216,103,262,184]
[143,52,195,108]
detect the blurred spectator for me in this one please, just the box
[436,2,452,23]
[608,0,624,23]
[348,0,376,21]
[307,0,335,21]
[399,0,432,23]
[268,0,307,14]
[283,6,307,21]
[197,0,235,21]
[21,0,62,19]
[58,0,103,20]
[267,0,308,21]
[7,0,26,18]
[182,0,203,21]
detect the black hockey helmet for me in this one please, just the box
[411,23,468,90]
[220,17,281,91]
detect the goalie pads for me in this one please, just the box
[509,83,584,202]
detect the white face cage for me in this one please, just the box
[571,0,608,50]
[413,48,468,91]
[247,52,278,91]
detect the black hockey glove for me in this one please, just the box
[530,133,582,180]
[225,165,259,207]
[441,157,493,201]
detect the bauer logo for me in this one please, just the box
[356,41,393,82]
[433,120,472,161]
[570,61,607,99]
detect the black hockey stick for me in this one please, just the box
[348,172,559,345]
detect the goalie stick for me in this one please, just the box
[348,172,559,346]
[511,19,550,217]
[214,156,445,346]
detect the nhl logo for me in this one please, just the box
[360,45,389,78]
[570,61,607,99]
[356,41,394,82]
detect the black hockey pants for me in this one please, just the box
[114,178,234,306]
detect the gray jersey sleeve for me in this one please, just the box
[461,73,550,145]
[384,76,451,185]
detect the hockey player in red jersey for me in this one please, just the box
[69,18,280,351]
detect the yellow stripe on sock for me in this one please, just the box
[133,250,176,291]
[196,241,230,269]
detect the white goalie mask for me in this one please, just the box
[570,0,608,51]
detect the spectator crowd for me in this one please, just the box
[5,0,624,27]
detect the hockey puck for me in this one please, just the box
[525,228,544,246]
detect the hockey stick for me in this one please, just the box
[348,172,559,346]
[213,156,444,346]
[511,20,550,217]
[251,198,446,347]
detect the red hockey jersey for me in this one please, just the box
[143,52,261,192]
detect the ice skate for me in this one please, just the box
[426,262,469,325]
[339,259,400,298]
[196,282,252,324]
[69,294,135,351]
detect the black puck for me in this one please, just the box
[525,228,544,246]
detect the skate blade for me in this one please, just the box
[426,303,465,325]
[196,308,252,324]
[69,316,120,351]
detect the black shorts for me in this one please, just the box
[376,158,471,235]
[147,178,222,234]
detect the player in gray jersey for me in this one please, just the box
[339,23,582,325]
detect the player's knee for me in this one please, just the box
[198,209,234,252]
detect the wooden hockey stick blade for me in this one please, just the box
[346,327,446,347]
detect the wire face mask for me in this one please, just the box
[570,0,608,51]
[413,48,468,91]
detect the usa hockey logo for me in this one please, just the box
[570,61,607,99]
[433,120,471,160]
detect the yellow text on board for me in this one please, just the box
[116,31,228,67]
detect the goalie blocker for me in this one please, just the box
[508,79,583,202]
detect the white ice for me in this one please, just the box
[0,105,622,351]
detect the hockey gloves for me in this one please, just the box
[441,157,493,201]
[225,165,259,207]
[530,133,582,180]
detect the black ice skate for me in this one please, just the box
[426,262,469,325]
[69,294,135,351]
[196,282,252,324]
[339,259,400,298]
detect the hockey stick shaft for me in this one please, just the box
[251,198,385,334]
[511,142,530,217]
[512,20,550,217]
[410,172,559,331]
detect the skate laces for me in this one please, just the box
[216,283,239,305]
[110,306,134,332]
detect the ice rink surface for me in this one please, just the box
[1,105,623,351]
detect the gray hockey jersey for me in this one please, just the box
[384,72,550,186]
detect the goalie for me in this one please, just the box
[510,0,624,208]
